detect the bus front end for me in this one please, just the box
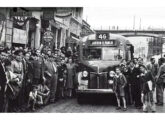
[76,32,134,103]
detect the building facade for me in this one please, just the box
[81,19,94,37]
[0,7,85,52]
[147,37,163,59]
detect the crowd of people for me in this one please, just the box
[0,45,165,113]
[0,46,79,112]
[112,57,165,112]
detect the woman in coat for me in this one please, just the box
[66,58,76,98]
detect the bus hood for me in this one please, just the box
[81,60,120,72]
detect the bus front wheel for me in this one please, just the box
[77,93,85,104]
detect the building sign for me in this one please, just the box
[55,8,72,17]
[13,16,29,27]
[88,40,117,46]
[96,33,109,40]
[13,28,27,44]
[11,9,32,27]
[43,30,53,42]
[42,30,54,52]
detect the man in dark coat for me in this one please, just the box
[24,52,34,104]
[128,60,143,108]
[0,53,7,112]
[155,58,165,106]
[32,52,44,85]
[44,55,58,103]
[57,59,67,99]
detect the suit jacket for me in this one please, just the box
[157,63,165,84]
[44,61,57,76]
[32,57,44,80]
[0,61,7,112]
[0,61,6,91]
[146,63,159,77]
[25,60,34,82]
[128,67,141,85]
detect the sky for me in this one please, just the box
[83,6,161,57]
[83,7,165,30]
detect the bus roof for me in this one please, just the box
[82,33,131,44]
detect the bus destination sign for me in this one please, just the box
[96,33,109,40]
[89,40,116,46]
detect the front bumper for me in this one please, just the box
[76,89,114,94]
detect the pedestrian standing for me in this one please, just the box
[11,50,24,112]
[44,55,58,103]
[113,67,127,111]
[123,65,132,105]
[146,58,159,78]
[155,58,165,106]
[58,59,67,99]
[66,58,76,98]
[32,51,44,85]
[0,51,7,112]
[24,52,34,105]
[139,65,156,112]
[3,59,20,112]
[128,60,143,108]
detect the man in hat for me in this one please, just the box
[128,60,143,108]
[32,50,44,85]
[57,58,67,99]
[24,52,34,105]
[44,54,58,103]
[11,50,24,111]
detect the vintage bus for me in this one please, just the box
[76,32,134,103]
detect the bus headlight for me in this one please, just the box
[109,71,115,77]
[108,80,114,84]
[82,71,88,77]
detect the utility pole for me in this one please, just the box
[139,18,141,30]
[161,37,163,58]
[133,15,136,30]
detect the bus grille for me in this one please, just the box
[88,72,108,89]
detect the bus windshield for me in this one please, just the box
[83,47,123,61]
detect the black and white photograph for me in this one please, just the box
[0,0,165,115]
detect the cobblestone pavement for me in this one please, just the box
[36,91,165,113]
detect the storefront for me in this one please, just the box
[0,8,7,47]
[5,8,32,48]
[66,17,82,49]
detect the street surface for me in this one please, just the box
[36,91,165,113]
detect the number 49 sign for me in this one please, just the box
[96,33,109,40]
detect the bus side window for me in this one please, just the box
[126,45,133,61]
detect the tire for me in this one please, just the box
[77,94,85,104]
